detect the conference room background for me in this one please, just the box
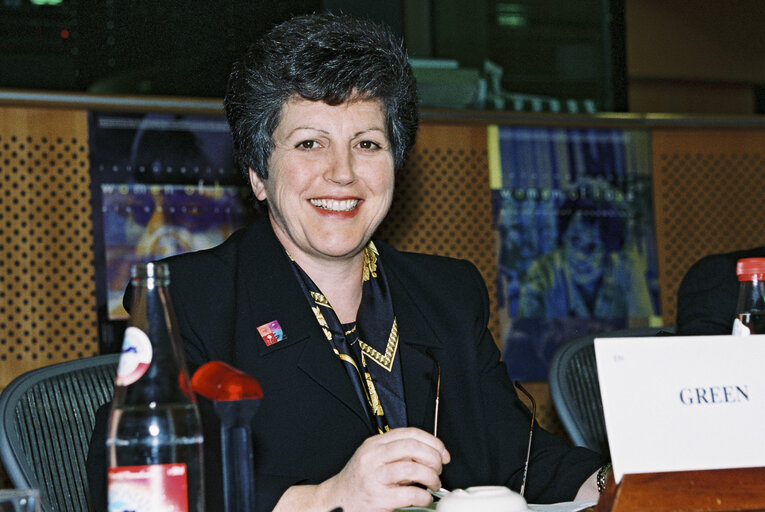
[2,0,765,444]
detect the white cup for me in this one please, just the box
[0,490,40,512]
[437,485,528,512]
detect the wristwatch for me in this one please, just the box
[597,463,613,493]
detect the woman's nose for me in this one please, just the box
[325,148,357,185]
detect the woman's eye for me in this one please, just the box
[358,140,381,150]
[296,140,317,150]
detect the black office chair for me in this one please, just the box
[0,354,119,512]
[548,327,673,457]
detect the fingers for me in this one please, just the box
[375,427,451,465]
[386,484,434,509]
[371,437,444,474]
[355,427,448,495]
[381,459,443,491]
[322,427,452,512]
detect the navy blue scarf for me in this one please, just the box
[288,242,407,433]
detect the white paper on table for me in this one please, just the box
[398,500,596,511]
[594,335,765,483]
[528,501,596,511]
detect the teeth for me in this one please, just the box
[310,198,359,212]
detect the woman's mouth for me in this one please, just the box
[309,198,360,212]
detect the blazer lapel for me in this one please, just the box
[238,218,373,431]
[386,261,442,432]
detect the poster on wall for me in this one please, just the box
[101,183,252,320]
[488,126,661,380]
[89,112,257,351]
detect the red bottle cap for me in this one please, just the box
[736,258,765,281]
[191,361,263,401]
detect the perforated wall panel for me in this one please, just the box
[376,124,501,345]
[652,129,765,326]
[519,381,568,441]
[0,107,98,388]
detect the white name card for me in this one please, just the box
[594,335,765,482]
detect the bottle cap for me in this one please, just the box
[736,258,765,281]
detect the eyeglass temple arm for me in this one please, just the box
[426,349,441,438]
[513,380,536,499]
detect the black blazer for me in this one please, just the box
[89,217,605,510]
[676,246,765,335]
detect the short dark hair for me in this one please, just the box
[557,195,627,253]
[224,13,419,181]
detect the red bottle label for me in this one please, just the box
[108,463,188,512]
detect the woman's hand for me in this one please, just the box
[274,427,451,512]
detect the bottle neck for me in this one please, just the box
[736,278,765,314]
[131,261,171,287]
[117,274,195,405]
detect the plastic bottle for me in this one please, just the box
[106,262,204,512]
[732,257,765,335]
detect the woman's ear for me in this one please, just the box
[248,168,268,201]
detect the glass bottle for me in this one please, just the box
[106,262,204,512]
[732,257,765,335]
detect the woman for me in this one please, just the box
[90,13,607,512]
[518,183,655,319]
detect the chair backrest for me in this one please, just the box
[0,354,119,512]
[548,327,673,457]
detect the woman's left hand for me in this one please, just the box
[274,427,451,512]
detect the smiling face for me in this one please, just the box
[249,97,395,270]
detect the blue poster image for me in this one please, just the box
[490,126,661,380]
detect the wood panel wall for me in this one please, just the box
[0,107,99,388]
[652,128,765,325]
[377,124,498,341]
